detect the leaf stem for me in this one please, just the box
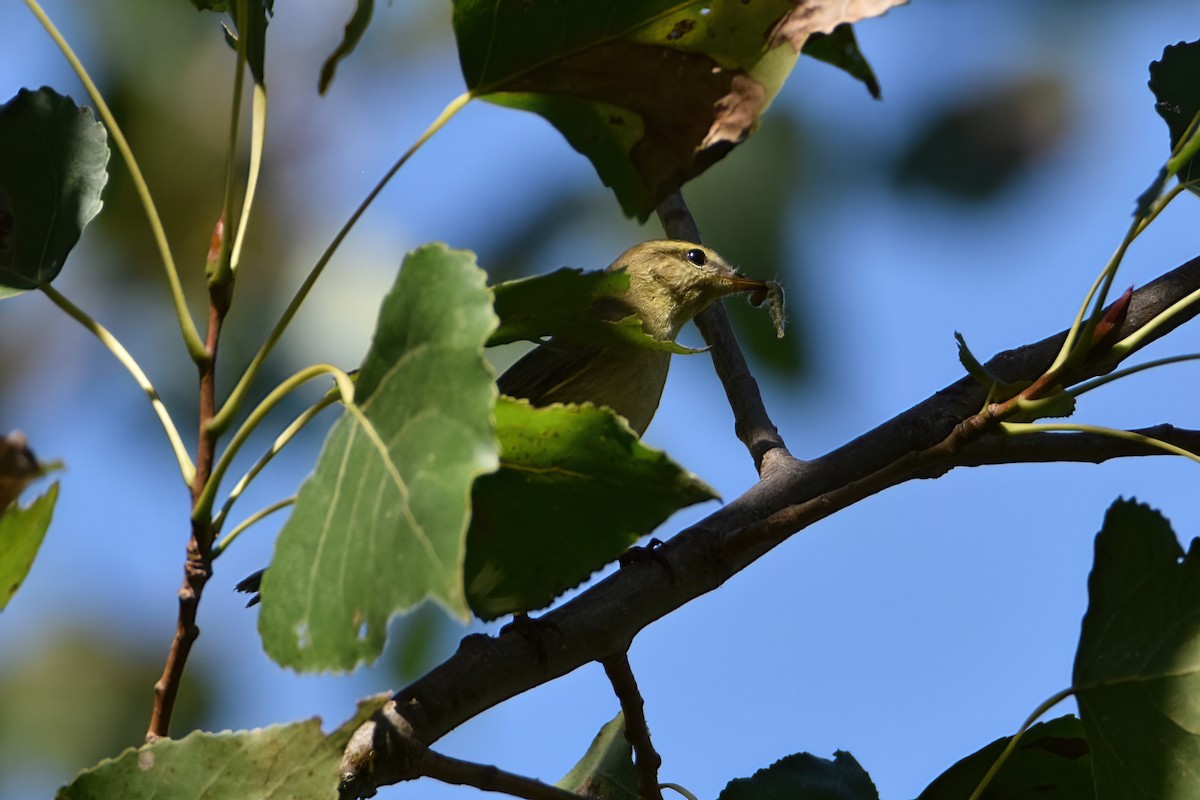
[208,0,250,291]
[209,90,473,434]
[22,0,209,366]
[965,686,1076,800]
[1048,182,1184,376]
[38,284,195,485]
[1001,422,1200,464]
[659,784,700,800]
[1111,278,1200,359]
[194,364,356,522]
[1070,353,1200,397]
[231,83,268,273]
[211,393,338,533]
[211,495,295,558]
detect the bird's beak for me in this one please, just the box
[725,273,770,294]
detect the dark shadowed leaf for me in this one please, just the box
[0,88,108,298]
[56,694,388,800]
[191,0,272,84]
[1149,39,1200,195]
[319,0,374,94]
[1074,498,1200,800]
[259,245,498,670]
[465,397,717,620]
[557,713,639,800]
[917,716,1093,800]
[0,430,42,512]
[0,483,58,611]
[801,25,881,98]
[719,750,878,800]
[893,75,1069,201]
[452,0,904,218]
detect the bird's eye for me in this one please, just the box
[685,248,707,266]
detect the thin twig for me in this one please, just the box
[655,193,792,473]
[147,210,236,740]
[602,654,664,800]
[420,748,582,800]
[147,291,225,741]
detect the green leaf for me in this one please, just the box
[0,88,109,299]
[557,713,639,800]
[955,331,1030,402]
[718,751,879,800]
[1149,39,1200,195]
[259,245,499,671]
[1074,498,1200,800]
[489,267,702,354]
[56,693,388,800]
[916,716,1093,800]
[464,398,717,620]
[0,483,58,611]
[319,0,374,94]
[801,25,881,99]
[451,0,904,219]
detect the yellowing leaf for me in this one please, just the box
[452,0,904,217]
[465,398,717,620]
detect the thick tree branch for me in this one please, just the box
[340,252,1200,799]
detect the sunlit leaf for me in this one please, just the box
[465,398,717,620]
[557,713,639,800]
[1074,498,1200,800]
[259,245,498,670]
[452,0,904,218]
[0,88,108,298]
[56,694,388,800]
[0,483,58,611]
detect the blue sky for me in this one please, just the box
[2,2,1198,799]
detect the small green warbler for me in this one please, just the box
[497,240,772,435]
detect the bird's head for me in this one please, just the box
[600,240,768,340]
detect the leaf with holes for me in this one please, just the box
[259,245,498,671]
[452,0,904,218]
[0,88,108,298]
[464,397,717,620]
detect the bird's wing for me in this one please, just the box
[496,340,602,406]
